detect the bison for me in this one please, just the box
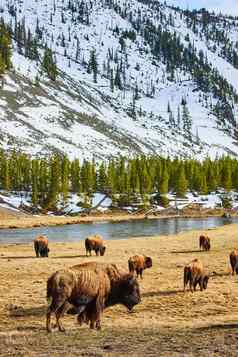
[199,235,211,251]
[34,235,49,257]
[183,259,209,292]
[128,255,152,279]
[230,250,238,275]
[71,262,130,328]
[46,262,140,332]
[85,235,106,256]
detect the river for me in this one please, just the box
[0,216,237,244]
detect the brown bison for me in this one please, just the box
[46,262,141,332]
[199,235,211,251]
[85,235,106,256]
[34,235,49,257]
[230,250,238,275]
[183,259,209,292]
[128,255,152,279]
[70,262,130,328]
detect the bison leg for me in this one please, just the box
[55,302,71,332]
[46,298,66,333]
[139,269,143,279]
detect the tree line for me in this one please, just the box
[0,151,237,209]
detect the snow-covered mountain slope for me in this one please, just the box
[0,0,238,159]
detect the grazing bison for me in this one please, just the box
[199,235,211,251]
[183,259,209,292]
[34,235,49,257]
[46,262,141,332]
[128,255,152,279]
[71,262,130,328]
[230,250,238,275]
[85,235,106,256]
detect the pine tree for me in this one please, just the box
[61,156,70,204]
[114,65,122,89]
[176,164,188,197]
[88,49,98,83]
[0,21,12,74]
[159,166,169,194]
[47,155,61,209]
[98,163,107,192]
[31,159,39,206]
[182,104,192,137]
[41,47,58,81]
[110,68,114,92]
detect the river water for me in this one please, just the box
[0,216,237,244]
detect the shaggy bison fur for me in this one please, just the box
[46,262,141,332]
[230,250,238,275]
[34,235,49,257]
[128,255,152,279]
[85,235,106,256]
[199,235,211,251]
[184,259,209,292]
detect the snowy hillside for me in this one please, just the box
[0,0,238,159]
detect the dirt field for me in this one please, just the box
[0,224,238,356]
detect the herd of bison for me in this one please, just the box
[32,233,238,333]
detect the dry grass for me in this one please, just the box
[0,224,238,356]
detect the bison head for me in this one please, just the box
[202,275,209,290]
[118,275,141,311]
[100,246,106,256]
[145,257,152,268]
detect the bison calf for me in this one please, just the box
[128,255,152,279]
[184,259,209,292]
[199,235,211,251]
[34,235,49,257]
[230,250,238,275]
[85,235,106,256]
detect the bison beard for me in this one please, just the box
[46,263,141,332]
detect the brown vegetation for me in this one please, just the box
[0,224,238,355]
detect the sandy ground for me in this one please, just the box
[0,224,238,356]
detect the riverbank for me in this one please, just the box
[0,207,233,229]
[0,224,237,356]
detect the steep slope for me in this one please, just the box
[0,0,238,159]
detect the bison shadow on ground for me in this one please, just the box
[0,256,38,260]
[9,305,46,318]
[171,250,209,254]
[51,254,91,259]
[195,322,238,331]
[0,254,90,260]
[142,289,183,298]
